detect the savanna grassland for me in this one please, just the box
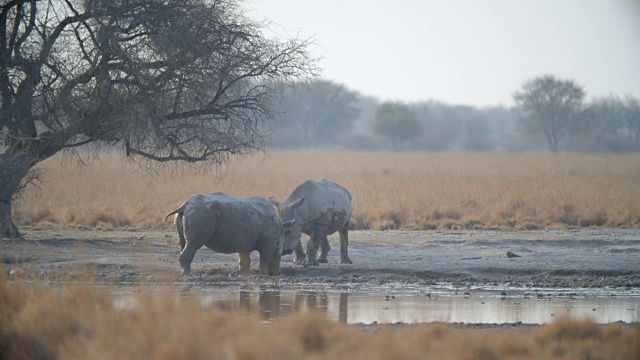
[13,150,640,231]
[4,151,640,359]
[1,273,639,360]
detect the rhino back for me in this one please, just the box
[184,193,281,254]
[285,179,351,233]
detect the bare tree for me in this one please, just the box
[0,0,318,239]
[513,75,585,152]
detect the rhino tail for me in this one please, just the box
[163,203,186,224]
[176,212,186,251]
[163,203,187,250]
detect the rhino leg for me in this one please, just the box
[268,253,281,276]
[260,251,271,275]
[339,222,352,264]
[317,235,331,263]
[179,243,200,275]
[304,225,327,267]
[238,252,251,274]
[293,241,306,265]
[180,204,217,274]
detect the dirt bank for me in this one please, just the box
[3,228,640,291]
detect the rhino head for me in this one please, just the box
[280,218,298,255]
[270,197,305,255]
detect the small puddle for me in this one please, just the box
[112,286,640,325]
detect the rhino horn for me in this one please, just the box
[268,197,281,207]
[282,218,297,227]
[289,198,305,209]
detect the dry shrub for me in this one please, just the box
[437,220,461,230]
[534,317,640,359]
[25,207,56,224]
[535,317,602,343]
[461,218,485,229]
[418,221,439,230]
[517,222,542,230]
[60,208,77,224]
[0,276,111,359]
[81,209,132,229]
[430,208,462,221]
[548,204,579,227]
[373,210,405,230]
[349,212,372,230]
[13,150,640,231]
[580,208,609,227]
[495,199,525,220]
[279,312,357,354]
[0,275,639,360]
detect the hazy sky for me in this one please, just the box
[249,0,640,107]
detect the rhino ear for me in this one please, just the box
[289,198,305,209]
[268,197,281,207]
[282,218,297,227]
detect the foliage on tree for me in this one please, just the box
[268,80,360,147]
[622,96,640,144]
[513,75,585,152]
[0,0,318,238]
[586,96,625,137]
[372,101,422,150]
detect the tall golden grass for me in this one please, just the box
[1,274,638,359]
[13,150,640,231]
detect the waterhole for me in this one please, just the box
[112,285,640,325]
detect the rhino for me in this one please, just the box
[163,193,296,275]
[269,179,352,266]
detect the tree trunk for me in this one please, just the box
[0,153,34,239]
[0,200,22,239]
[545,131,559,153]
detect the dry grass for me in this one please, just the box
[1,274,638,360]
[13,150,640,231]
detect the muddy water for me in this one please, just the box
[113,286,640,325]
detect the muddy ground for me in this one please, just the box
[3,228,640,329]
[3,227,640,291]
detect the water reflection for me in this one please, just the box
[193,288,640,325]
[204,288,339,322]
[115,287,640,325]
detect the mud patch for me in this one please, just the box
[609,248,640,253]
[2,254,34,263]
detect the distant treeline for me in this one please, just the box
[265,77,640,153]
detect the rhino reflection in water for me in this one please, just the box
[270,179,353,266]
[163,193,295,275]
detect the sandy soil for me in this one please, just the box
[3,228,640,291]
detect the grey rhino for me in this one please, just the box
[163,193,295,275]
[270,179,352,266]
